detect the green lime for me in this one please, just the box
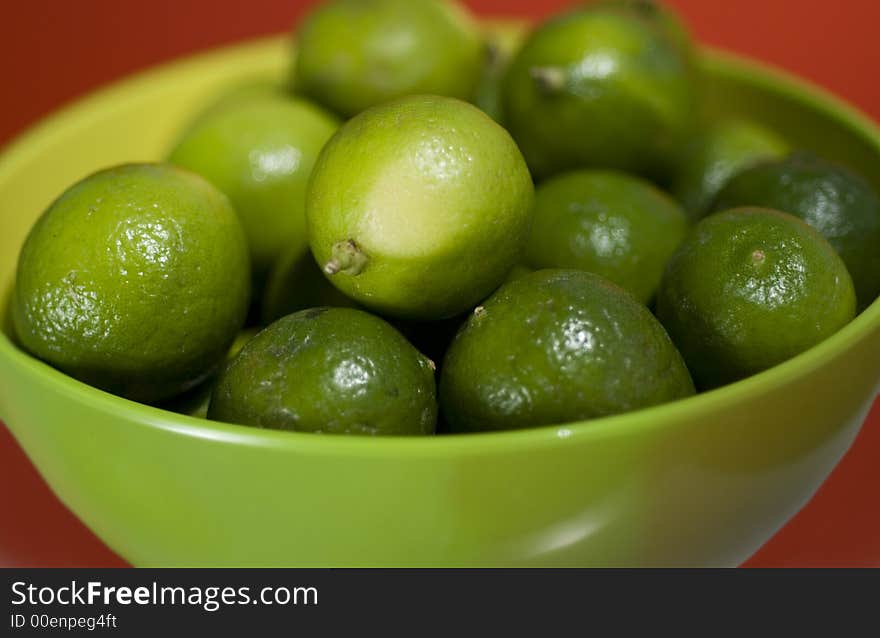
[440,269,694,432]
[501,5,695,180]
[525,169,687,304]
[292,0,483,118]
[261,239,358,325]
[208,307,438,435]
[712,152,880,309]
[672,119,788,221]
[307,95,534,320]
[13,163,251,403]
[472,21,529,122]
[168,94,339,291]
[656,207,856,390]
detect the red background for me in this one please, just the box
[0,0,878,567]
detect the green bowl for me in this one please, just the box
[2,33,880,567]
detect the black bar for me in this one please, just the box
[2,568,877,633]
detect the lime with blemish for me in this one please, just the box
[712,152,880,309]
[208,307,438,435]
[13,163,251,403]
[292,0,483,118]
[306,94,534,320]
[656,207,856,390]
[525,169,687,304]
[440,269,695,433]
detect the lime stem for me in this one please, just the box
[324,240,369,276]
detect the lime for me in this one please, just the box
[440,269,694,432]
[656,207,856,390]
[168,94,339,291]
[307,95,534,320]
[525,169,687,304]
[501,5,695,179]
[261,239,358,325]
[13,163,250,403]
[713,152,880,309]
[472,21,529,122]
[292,0,483,118]
[672,119,788,220]
[208,307,437,435]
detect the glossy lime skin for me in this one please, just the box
[502,7,695,180]
[525,170,687,304]
[307,95,534,320]
[672,119,788,221]
[168,94,339,289]
[657,208,856,390]
[441,269,695,433]
[293,0,483,118]
[208,308,437,435]
[261,239,358,325]
[713,152,880,309]
[12,163,250,403]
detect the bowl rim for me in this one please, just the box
[2,36,880,458]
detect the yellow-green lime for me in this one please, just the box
[13,163,251,403]
[307,95,534,320]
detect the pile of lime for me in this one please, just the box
[13,0,878,436]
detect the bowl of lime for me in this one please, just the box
[1,1,879,566]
